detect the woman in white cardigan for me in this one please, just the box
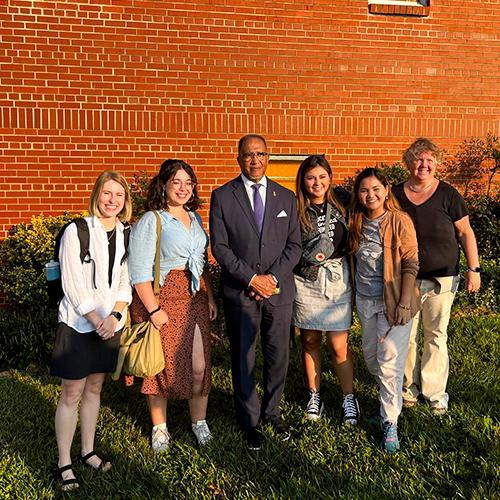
[50,171,132,491]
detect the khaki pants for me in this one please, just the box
[403,276,459,410]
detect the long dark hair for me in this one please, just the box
[348,167,402,253]
[295,155,345,231]
[146,159,202,212]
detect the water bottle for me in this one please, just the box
[44,260,61,281]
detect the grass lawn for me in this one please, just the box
[0,313,498,499]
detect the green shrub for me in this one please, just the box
[341,162,409,191]
[443,133,500,197]
[454,256,500,313]
[207,261,226,339]
[0,213,82,309]
[464,192,499,260]
[0,307,57,370]
[130,170,151,221]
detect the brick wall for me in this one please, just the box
[1,0,499,237]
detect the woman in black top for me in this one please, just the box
[293,155,359,424]
[393,137,480,415]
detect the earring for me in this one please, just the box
[188,192,195,203]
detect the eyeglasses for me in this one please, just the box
[170,179,196,189]
[239,151,269,162]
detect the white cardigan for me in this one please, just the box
[58,216,132,333]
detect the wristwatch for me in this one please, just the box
[467,267,481,272]
[109,310,123,321]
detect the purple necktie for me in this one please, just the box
[252,183,264,233]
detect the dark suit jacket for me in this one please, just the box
[210,176,302,307]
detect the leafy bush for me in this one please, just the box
[207,261,226,339]
[443,133,500,196]
[0,308,57,370]
[464,192,499,260]
[342,162,409,191]
[0,213,82,309]
[454,256,500,313]
[130,170,151,221]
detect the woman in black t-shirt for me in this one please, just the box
[393,138,480,415]
[293,155,359,425]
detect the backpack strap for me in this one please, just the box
[73,218,96,289]
[53,217,90,263]
[324,202,332,231]
[120,221,131,265]
[73,218,91,263]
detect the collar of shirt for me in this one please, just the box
[240,173,268,210]
[160,209,195,223]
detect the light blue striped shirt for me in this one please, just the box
[128,209,208,293]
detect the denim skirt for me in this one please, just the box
[293,256,352,331]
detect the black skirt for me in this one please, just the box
[50,322,121,380]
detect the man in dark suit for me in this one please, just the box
[210,134,302,450]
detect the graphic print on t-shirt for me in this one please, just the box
[316,212,337,240]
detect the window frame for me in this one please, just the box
[368,0,430,17]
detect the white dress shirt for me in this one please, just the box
[58,216,132,333]
[241,173,267,210]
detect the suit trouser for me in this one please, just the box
[402,276,459,409]
[357,295,412,424]
[224,300,292,429]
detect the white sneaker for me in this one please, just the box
[191,420,212,446]
[431,405,447,416]
[306,390,324,421]
[342,393,360,425]
[151,425,170,453]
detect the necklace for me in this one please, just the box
[311,201,326,215]
[407,179,436,194]
[107,227,116,244]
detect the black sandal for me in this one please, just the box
[53,464,79,491]
[79,451,112,472]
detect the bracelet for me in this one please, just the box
[398,303,411,310]
[149,305,161,316]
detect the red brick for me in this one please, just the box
[0,0,499,237]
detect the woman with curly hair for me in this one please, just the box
[127,159,217,452]
[393,138,480,415]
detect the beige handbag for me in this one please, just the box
[112,212,164,380]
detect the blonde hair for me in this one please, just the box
[348,168,402,254]
[295,155,345,231]
[403,137,442,167]
[88,171,132,222]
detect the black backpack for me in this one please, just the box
[47,218,130,309]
